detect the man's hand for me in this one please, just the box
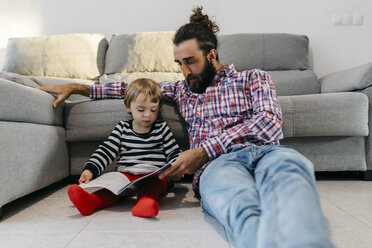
[159,147,209,181]
[38,84,89,108]
[79,170,93,184]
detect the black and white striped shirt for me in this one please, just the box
[84,120,181,178]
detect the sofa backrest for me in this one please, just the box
[218,33,319,96]
[2,32,320,96]
[218,33,310,71]
[2,33,108,79]
[101,32,319,96]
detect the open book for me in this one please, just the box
[80,162,172,196]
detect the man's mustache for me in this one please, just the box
[186,74,202,83]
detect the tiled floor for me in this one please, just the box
[1,174,372,248]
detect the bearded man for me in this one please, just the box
[40,7,334,248]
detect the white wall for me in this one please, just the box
[0,0,371,77]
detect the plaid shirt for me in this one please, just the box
[89,64,283,196]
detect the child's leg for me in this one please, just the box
[131,177,167,217]
[68,185,119,216]
[68,173,144,216]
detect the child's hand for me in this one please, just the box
[79,170,93,184]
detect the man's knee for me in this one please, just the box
[260,146,315,179]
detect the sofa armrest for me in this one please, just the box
[320,62,372,93]
[0,78,64,126]
[361,87,372,170]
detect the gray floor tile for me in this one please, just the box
[0,196,97,233]
[67,231,230,248]
[2,179,372,248]
[322,194,372,229]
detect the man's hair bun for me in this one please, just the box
[189,6,219,34]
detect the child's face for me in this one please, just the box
[127,93,159,132]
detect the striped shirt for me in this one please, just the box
[84,120,181,178]
[89,64,283,194]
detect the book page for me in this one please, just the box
[117,161,172,195]
[80,172,131,195]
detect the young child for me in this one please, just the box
[67,78,181,217]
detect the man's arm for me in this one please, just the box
[158,146,209,181]
[39,82,126,107]
[39,84,90,108]
[159,121,208,181]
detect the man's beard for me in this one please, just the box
[186,58,217,94]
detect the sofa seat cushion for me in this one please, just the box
[268,70,319,96]
[66,92,368,147]
[0,78,64,126]
[30,75,95,102]
[279,92,368,138]
[0,72,94,102]
[0,72,40,88]
[65,99,128,142]
[65,99,189,150]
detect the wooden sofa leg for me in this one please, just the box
[363,170,372,181]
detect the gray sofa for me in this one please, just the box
[1,32,371,218]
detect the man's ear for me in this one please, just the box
[208,49,218,61]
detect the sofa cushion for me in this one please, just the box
[218,33,310,71]
[2,33,108,79]
[281,136,366,171]
[268,70,319,96]
[0,72,40,88]
[65,93,367,150]
[31,75,95,102]
[65,99,129,142]
[99,72,184,84]
[320,62,372,93]
[0,78,64,126]
[279,92,368,138]
[0,72,93,101]
[65,99,189,150]
[104,32,181,74]
[0,122,69,207]
[30,75,96,87]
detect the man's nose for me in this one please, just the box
[181,64,191,77]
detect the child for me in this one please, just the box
[67,78,181,217]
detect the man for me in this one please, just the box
[40,7,333,248]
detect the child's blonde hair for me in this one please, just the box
[124,78,163,109]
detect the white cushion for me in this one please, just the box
[99,72,184,84]
[2,33,108,79]
[104,31,181,74]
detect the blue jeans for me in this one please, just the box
[199,145,333,248]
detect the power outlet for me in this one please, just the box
[353,14,364,25]
[332,13,364,26]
